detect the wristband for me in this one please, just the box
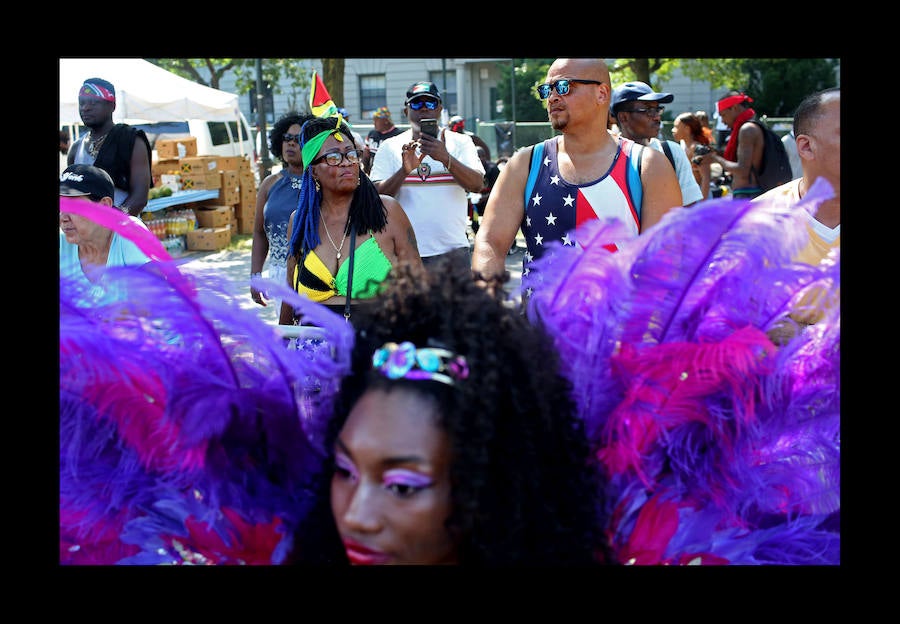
[251,272,262,279]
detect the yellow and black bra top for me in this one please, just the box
[294,234,392,302]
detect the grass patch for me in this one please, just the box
[227,234,253,252]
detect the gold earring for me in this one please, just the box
[314,178,320,192]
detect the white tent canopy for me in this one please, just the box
[59,58,242,125]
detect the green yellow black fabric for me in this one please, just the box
[293,234,392,301]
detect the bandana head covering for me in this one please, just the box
[290,116,356,256]
[372,106,391,120]
[79,78,116,103]
[716,92,753,114]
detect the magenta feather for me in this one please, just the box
[529,183,840,565]
[60,207,355,563]
[60,196,172,262]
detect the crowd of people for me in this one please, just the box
[59,62,840,567]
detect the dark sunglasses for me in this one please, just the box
[282,132,302,144]
[535,79,603,100]
[408,98,439,111]
[312,149,361,167]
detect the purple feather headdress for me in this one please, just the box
[528,179,840,565]
[60,201,354,564]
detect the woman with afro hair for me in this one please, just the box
[288,259,614,565]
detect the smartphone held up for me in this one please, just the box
[419,118,438,138]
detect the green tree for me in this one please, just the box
[611,58,838,117]
[148,58,315,113]
[492,58,554,122]
[742,59,839,117]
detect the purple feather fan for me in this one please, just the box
[529,179,840,564]
[60,204,354,564]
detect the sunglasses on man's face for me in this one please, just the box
[535,78,603,100]
[283,133,302,144]
[408,98,439,111]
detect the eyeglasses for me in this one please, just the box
[408,98,439,111]
[312,149,361,167]
[535,79,603,100]
[623,107,665,117]
[282,132,302,143]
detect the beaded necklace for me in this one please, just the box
[86,131,110,159]
[284,167,304,190]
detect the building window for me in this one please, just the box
[360,74,386,120]
[430,70,457,115]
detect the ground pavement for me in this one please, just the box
[176,234,526,326]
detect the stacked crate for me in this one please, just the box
[235,167,258,235]
[147,154,252,251]
[180,155,257,239]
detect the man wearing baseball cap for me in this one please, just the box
[369,81,485,274]
[363,106,403,174]
[60,164,152,304]
[612,81,702,206]
[68,77,152,217]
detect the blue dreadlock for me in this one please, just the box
[287,117,387,261]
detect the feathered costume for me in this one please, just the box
[59,173,839,565]
[59,198,355,564]
[526,177,840,565]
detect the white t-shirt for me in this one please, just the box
[370,128,484,257]
[781,132,802,180]
[650,138,705,206]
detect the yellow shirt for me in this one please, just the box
[754,179,839,325]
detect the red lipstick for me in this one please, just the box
[342,538,390,565]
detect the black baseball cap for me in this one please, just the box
[405,81,442,104]
[610,81,674,115]
[60,164,115,199]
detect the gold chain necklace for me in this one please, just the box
[321,213,349,261]
[86,131,110,158]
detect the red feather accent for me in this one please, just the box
[161,509,285,565]
[618,494,680,565]
[617,494,732,566]
[598,326,777,482]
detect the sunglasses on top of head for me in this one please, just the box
[408,98,439,111]
[535,79,603,100]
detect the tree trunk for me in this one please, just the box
[633,58,650,85]
[322,58,345,108]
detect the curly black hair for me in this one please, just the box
[268,111,314,165]
[290,259,614,565]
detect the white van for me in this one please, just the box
[137,114,256,162]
